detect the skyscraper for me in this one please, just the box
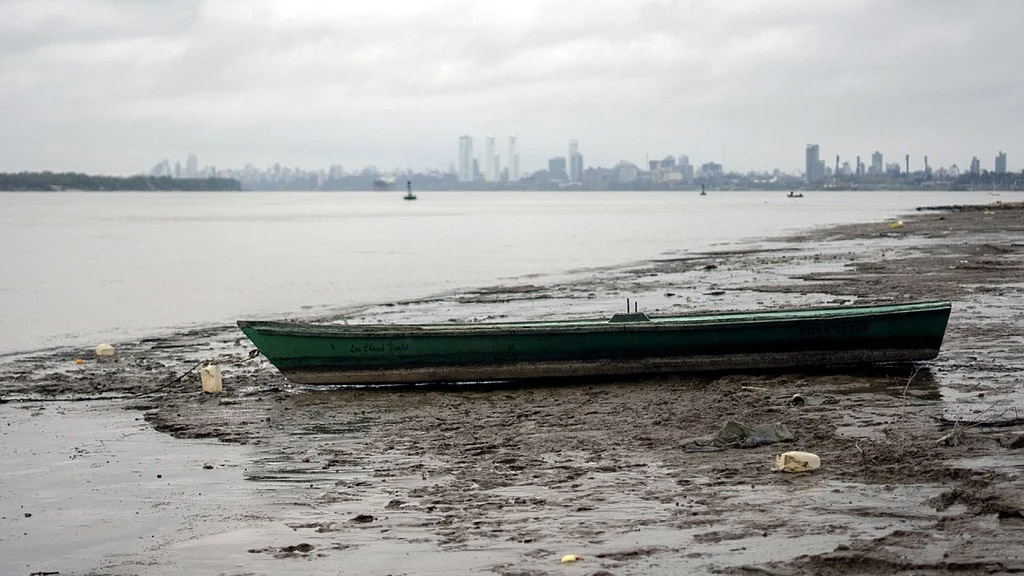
[678,155,693,180]
[484,136,496,182]
[186,153,198,179]
[996,151,1007,174]
[548,157,567,181]
[870,151,883,175]
[508,136,520,182]
[568,139,583,183]
[458,135,474,182]
[970,157,981,175]
[805,144,823,184]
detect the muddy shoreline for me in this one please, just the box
[2,204,1024,575]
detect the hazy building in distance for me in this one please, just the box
[149,159,171,177]
[995,151,1007,174]
[548,157,568,181]
[701,162,724,179]
[659,157,684,182]
[507,136,520,182]
[615,161,639,184]
[483,136,497,182]
[678,155,694,180]
[458,135,474,182]
[186,153,198,179]
[970,156,981,175]
[870,151,883,175]
[568,139,583,182]
[805,144,824,184]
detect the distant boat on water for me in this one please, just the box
[403,181,417,201]
[700,184,707,196]
[787,191,804,198]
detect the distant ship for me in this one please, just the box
[403,181,417,201]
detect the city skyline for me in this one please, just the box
[143,141,1013,191]
[148,138,1012,181]
[2,1,1021,175]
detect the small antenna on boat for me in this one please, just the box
[634,301,638,313]
[626,298,630,312]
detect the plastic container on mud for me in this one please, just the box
[774,451,821,473]
[200,364,222,393]
[95,343,115,357]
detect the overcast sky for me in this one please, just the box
[1,0,1021,175]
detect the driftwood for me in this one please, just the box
[935,403,1022,446]
[938,417,1024,430]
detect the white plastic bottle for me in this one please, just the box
[200,364,222,393]
[774,451,821,473]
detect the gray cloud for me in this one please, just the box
[1,0,1020,174]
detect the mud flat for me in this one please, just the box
[1,203,1023,575]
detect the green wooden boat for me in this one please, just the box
[238,301,951,385]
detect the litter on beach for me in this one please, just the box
[683,421,795,452]
[775,451,821,473]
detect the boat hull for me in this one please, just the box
[238,301,951,385]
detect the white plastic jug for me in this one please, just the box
[200,364,222,393]
[774,451,820,473]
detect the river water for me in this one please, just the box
[0,190,1016,355]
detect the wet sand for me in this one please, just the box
[2,202,1024,575]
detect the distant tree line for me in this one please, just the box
[0,172,242,192]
